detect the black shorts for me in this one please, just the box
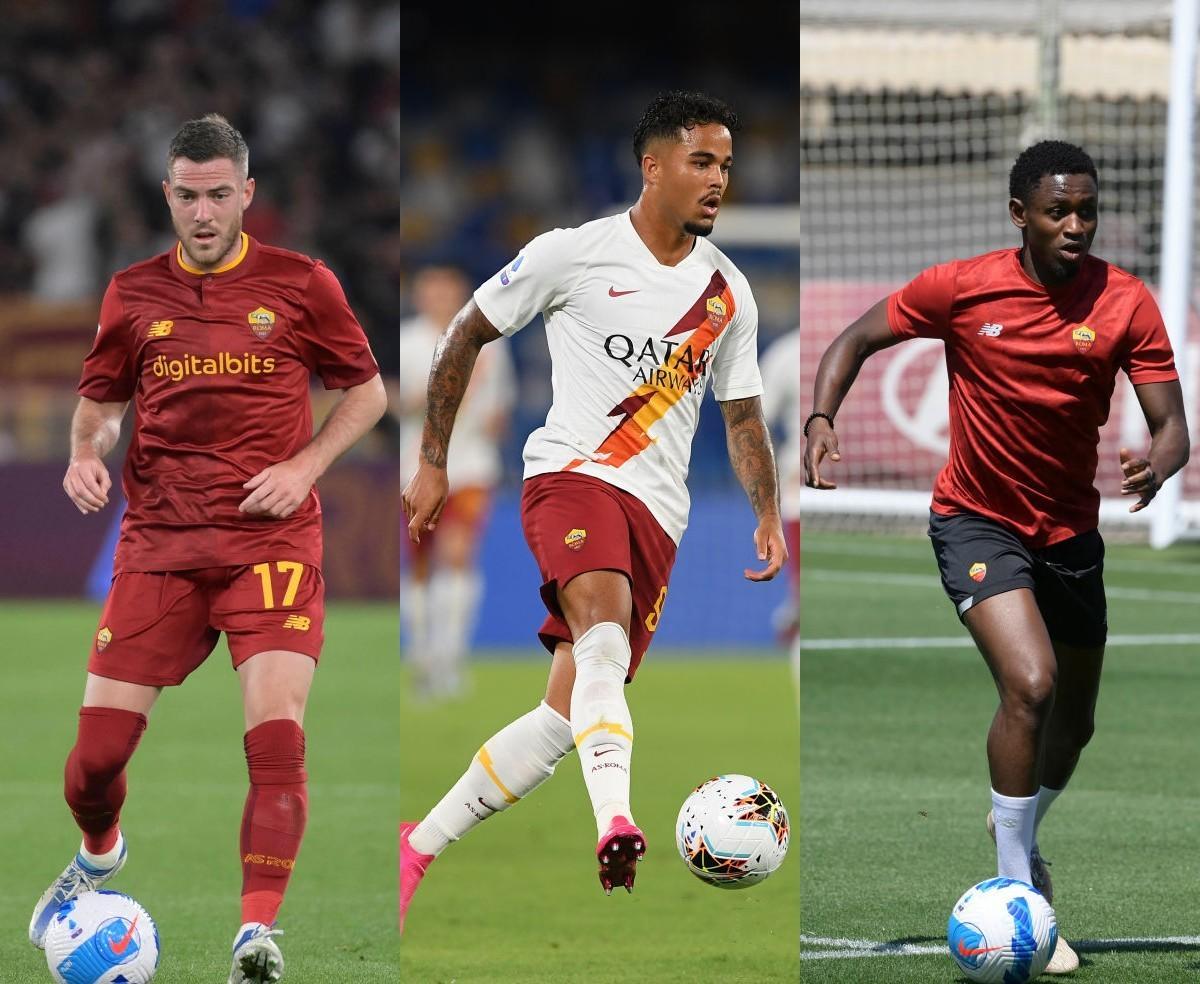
[928,510,1107,648]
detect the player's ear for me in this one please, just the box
[161,179,171,206]
[1008,196,1027,231]
[243,176,256,209]
[641,153,659,187]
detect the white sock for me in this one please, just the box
[410,701,574,856]
[570,622,635,839]
[79,831,124,870]
[428,569,482,693]
[401,577,433,687]
[1032,784,1064,854]
[991,789,1037,883]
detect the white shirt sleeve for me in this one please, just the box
[473,227,587,336]
[711,276,763,402]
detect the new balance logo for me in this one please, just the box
[147,320,173,337]
[978,323,1003,337]
[282,615,311,630]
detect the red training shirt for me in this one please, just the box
[79,233,379,573]
[888,248,1177,546]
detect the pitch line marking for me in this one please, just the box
[800,933,1200,961]
[801,633,1200,651]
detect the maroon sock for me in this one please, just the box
[63,707,148,855]
[240,719,308,925]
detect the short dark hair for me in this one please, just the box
[632,91,739,164]
[167,113,249,179]
[1009,140,1097,202]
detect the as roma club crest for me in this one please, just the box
[1072,325,1095,354]
[564,528,587,552]
[247,306,276,340]
[968,562,987,583]
[706,296,728,330]
[96,626,112,652]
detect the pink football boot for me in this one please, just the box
[398,821,436,935]
[596,816,646,895]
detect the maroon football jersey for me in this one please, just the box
[888,248,1177,546]
[79,234,379,572]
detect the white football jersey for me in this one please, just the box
[399,314,516,491]
[760,328,800,521]
[473,210,762,543]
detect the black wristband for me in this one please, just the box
[804,411,835,438]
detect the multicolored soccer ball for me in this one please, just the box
[675,774,789,888]
[43,890,160,984]
[948,878,1057,983]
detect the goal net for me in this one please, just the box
[799,3,1200,539]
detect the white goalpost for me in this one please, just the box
[798,1,1199,543]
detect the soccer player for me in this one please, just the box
[399,90,787,929]
[399,265,516,699]
[30,115,387,984]
[804,140,1189,974]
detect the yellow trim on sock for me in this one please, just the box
[476,745,519,804]
[573,721,634,747]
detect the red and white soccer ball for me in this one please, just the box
[44,890,160,984]
[676,774,790,888]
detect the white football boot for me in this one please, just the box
[228,922,285,983]
[29,836,127,948]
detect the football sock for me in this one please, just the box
[240,719,308,926]
[401,577,433,690]
[429,568,482,694]
[410,700,574,856]
[991,788,1037,883]
[63,707,148,856]
[1032,784,1064,853]
[79,832,125,870]
[570,622,635,839]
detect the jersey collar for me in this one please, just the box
[172,231,253,279]
[623,209,702,270]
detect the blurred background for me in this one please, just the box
[400,4,801,656]
[1,0,400,599]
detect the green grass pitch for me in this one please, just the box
[801,531,1200,983]
[0,601,400,983]
[398,654,800,983]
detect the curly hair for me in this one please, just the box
[632,91,739,164]
[167,113,249,179]
[1009,140,1097,203]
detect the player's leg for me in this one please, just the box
[400,643,577,930]
[964,587,1057,885]
[427,488,489,697]
[401,534,435,699]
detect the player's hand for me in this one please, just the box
[402,461,449,543]
[1119,446,1158,513]
[63,454,112,514]
[239,457,318,518]
[745,517,788,582]
[804,418,840,490]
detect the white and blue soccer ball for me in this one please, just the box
[43,890,160,984]
[948,877,1057,983]
[676,774,790,888]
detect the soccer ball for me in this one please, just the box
[948,877,1057,983]
[43,890,160,984]
[675,774,790,888]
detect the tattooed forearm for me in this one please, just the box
[420,301,503,468]
[720,396,780,521]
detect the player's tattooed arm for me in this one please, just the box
[420,300,503,468]
[720,396,788,581]
[63,398,128,514]
[402,301,502,542]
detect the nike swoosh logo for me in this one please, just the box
[593,748,617,758]
[608,287,638,297]
[111,914,139,955]
[957,940,1004,957]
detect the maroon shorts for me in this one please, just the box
[88,562,326,687]
[402,486,492,568]
[785,518,801,583]
[520,473,677,680]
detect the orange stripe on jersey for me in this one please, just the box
[566,271,735,473]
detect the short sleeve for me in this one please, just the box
[78,279,137,402]
[887,261,957,340]
[712,277,764,402]
[295,263,380,390]
[1123,283,1178,384]
[473,228,584,336]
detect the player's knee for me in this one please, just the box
[1003,668,1056,719]
[571,622,631,676]
[66,707,148,789]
